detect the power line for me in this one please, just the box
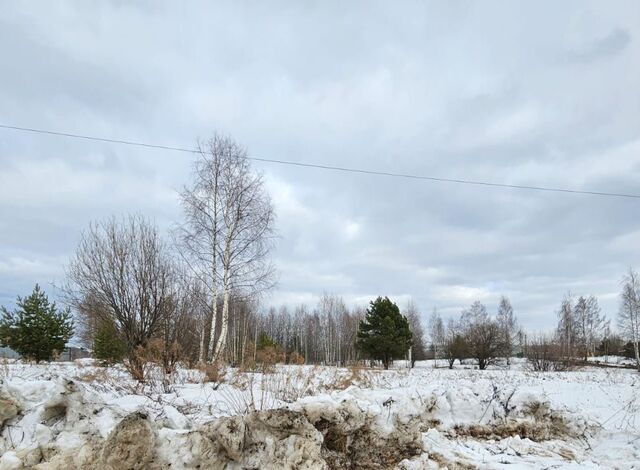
[1,123,639,200]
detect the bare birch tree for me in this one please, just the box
[213,144,275,361]
[174,138,225,362]
[405,300,427,367]
[496,296,517,365]
[574,295,604,361]
[556,293,577,361]
[619,268,640,371]
[428,308,444,365]
[176,135,275,363]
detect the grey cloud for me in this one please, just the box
[566,28,632,63]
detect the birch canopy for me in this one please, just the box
[176,135,276,363]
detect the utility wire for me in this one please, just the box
[1,123,639,200]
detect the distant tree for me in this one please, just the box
[618,268,640,371]
[428,308,445,364]
[496,296,518,365]
[526,334,566,372]
[257,332,279,350]
[461,300,489,326]
[93,319,126,365]
[256,332,284,366]
[444,334,468,369]
[443,318,464,368]
[405,300,427,367]
[596,333,623,358]
[623,341,637,359]
[462,301,506,370]
[574,295,605,361]
[73,292,112,349]
[0,284,74,362]
[556,293,578,361]
[466,320,505,370]
[316,293,348,366]
[356,297,412,370]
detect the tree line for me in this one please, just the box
[424,271,640,373]
[1,134,640,377]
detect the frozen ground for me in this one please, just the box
[0,358,639,469]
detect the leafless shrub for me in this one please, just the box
[198,361,226,389]
[526,334,573,371]
[619,268,640,371]
[65,215,175,381]
[121,342,181,392]
[462,301,508,370]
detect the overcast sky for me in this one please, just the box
[1,1,639,330]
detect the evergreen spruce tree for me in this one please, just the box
[356,296,412,369]
[0,284,74,362]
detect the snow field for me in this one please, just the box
[0,359,639,468]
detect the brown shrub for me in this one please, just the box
[289,351,305,365]
[239,357,257,372]
[526,335,576,372]
[199,361,226,388]
[123,338,185,383]
[256,346,285,373]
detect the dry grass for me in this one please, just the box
[77,367,111,384]
[453,400,570,442]
[321,366,376,391]
[0,358,10,380]
[427,452,477,470]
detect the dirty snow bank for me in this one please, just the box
[1,360,639,468]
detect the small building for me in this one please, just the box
[0,346,19,359]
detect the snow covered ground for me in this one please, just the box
[587,355,637,368]
[1,358,639,469]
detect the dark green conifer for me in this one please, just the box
[0,284,74,362]
[356,296,412,369]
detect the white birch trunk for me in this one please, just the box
[198,327,206,363]
[207,288,218,362]
[213,240,232,362]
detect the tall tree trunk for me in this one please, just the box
[198,326,205,364]
[207,289,218,362]
[214,289,229,362]
[214,252,231,362]
[253,324,258,363]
